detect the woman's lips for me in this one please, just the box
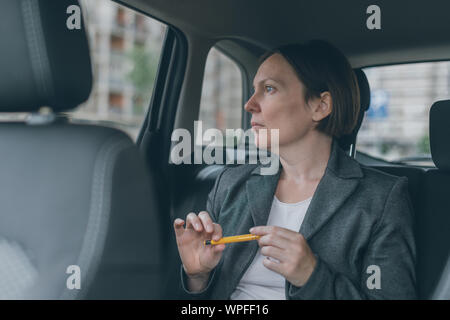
[251,121,264,129]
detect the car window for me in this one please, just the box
[197,47,243,145]
[358,61,450,166]
[0,0,166,142]
[69,0,166,141]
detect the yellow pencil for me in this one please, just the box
[204,234,261,245]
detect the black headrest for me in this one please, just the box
[354,68,371,114]
[337,68,371,152]
[430,100,450,171]
[0,0,92,112]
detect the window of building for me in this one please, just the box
[63,0,166,141]
[197,47,243,145]
[116,7,127,27]
[358,61,450,166]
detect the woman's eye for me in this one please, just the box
[265,85,274,93]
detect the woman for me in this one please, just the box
[173,40,417,299]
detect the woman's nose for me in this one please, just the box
[244,94,260,113]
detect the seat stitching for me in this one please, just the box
[21,0,55,101]
[59,135,132,299]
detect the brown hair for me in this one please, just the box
[260,40,360,138]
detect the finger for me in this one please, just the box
[198,211,214,233]
[262,256,284,275]
[173,218,185,238]
[258,232,289,249]
[186,212,203,232]
[260,245,285,262]
[249,225,272,235]
[251,226,295,240]
[211,223,223,242]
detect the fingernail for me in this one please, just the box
[249,228,254,233]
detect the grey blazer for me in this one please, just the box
[180,139,417,299]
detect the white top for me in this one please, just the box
[230,195,312,300]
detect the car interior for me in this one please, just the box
[0,0,449,299]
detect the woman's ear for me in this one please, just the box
[312,91,333,121]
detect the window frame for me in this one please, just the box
[111,1,189,170]
[210,44,252,132]
[358,60,450,168]
[196,44,248,146]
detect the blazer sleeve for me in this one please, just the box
[287,176,418,300]
[178,167,228,299]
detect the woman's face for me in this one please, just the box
[244,53,327,149]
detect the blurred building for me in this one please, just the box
[75,0,166,138]
[199,48,243,133]
[76,0,242,141]
[358,62,450,161]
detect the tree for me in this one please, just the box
[127,45,158,115]
[418,133,431,155]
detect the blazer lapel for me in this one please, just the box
[215,163,282,299]
[246,163,282,227]
[299,170,359,240]
[300,140,363,240]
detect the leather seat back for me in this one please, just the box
[422,100,450,299]
[0,0,166,299]
[373,100,450,299]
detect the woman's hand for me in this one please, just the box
[250,226,317,287]
[174,211,225,278]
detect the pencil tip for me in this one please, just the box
[204,240,211,245]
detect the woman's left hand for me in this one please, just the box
[249,226,317,287]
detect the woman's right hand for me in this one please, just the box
[173,211,226,278]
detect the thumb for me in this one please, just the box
[173,218,185,238]
[213,244,226,253]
